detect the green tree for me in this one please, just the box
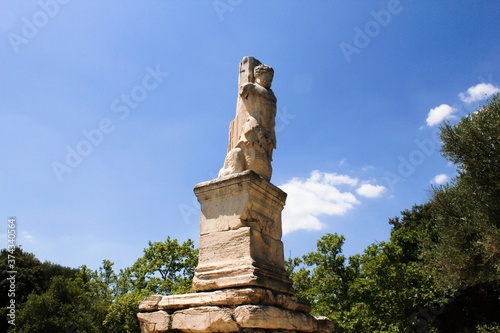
[1,247,44,332]
[126,236,198,295]
[103,291,150,333]
[4,237,198,332]
[288,206,440,332]
[40,260,79,290]
[344,205,439,333]
[76,261,119,330]
[288,233,361,332]
[424,94,500,331]
[103,237,198,333]
[12,275,101,333]
[1,247,78,332]
[98,259,118,299]
[428,95,500,287]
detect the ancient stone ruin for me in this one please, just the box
[137,56,334,333]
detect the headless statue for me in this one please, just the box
[218,57,277,181]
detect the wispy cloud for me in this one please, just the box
[426,104,457,126]
[280,171,360,234]
[22,231,35,243]
[356,183,386,198]
[459,83,500,104]
[431,173,448,184]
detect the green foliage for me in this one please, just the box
[6,237,198,333]
[288,233,360,331]
[418,96,500,331]
[440,94,500,203]
[0,247,78,333]
[428,94,500,288]
[12,276,102,333]
[431,283,500,332]
[348,205,440,332]
[103,237,198,332]
[476,323,500,333]
[302,234,358,320]
[428,180,500,288]
[289,206,440,332]
[41,260,79,290]
[415,94,500,331]
[127,236,198,295]
[1,247,44,306]
[292,97,500,332]
[1,247,43,332]
[103,291,149,333]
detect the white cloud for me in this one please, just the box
[426,104,457,126]
[320,171,358,187]
[356,183,387,198]
[361,165,375,173]
[337,158,347,167]
[459,83,500,104]
[432,173,448,184]
[22,231,35,243]
[279,171,360,234]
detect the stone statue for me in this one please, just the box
[218,56,277,181]
[137,56,334,333]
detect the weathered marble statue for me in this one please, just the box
[218,57,277,181]
[137,56,334,333]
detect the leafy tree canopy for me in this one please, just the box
[423,94,500,330]
[7,237,198,333]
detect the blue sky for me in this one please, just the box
[1,1,500,271]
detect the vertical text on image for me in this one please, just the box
[6,217,17,326]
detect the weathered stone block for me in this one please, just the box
[193,171,293,294]
[193,226,292,293]
[195,170,285,240]
[315,316,336,333]
[139,295,163,312]
[196,226,284,272]
[137,311,171,333]
[234,305,316,332]
[140,287,311,314]
[171,306,239,333]
[138,305,333,333]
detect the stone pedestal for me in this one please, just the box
[137,171,334,332]
[193,170,293,294]
[138,287,333,333]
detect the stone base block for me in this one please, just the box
[139,287,311,313]
[138,306,333,333]
[137,311,170,333]
[193,171,293,294]
[194,226,293,294]
[172,306,238,332]
[194,171,286,240]
[138,288,333,333]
